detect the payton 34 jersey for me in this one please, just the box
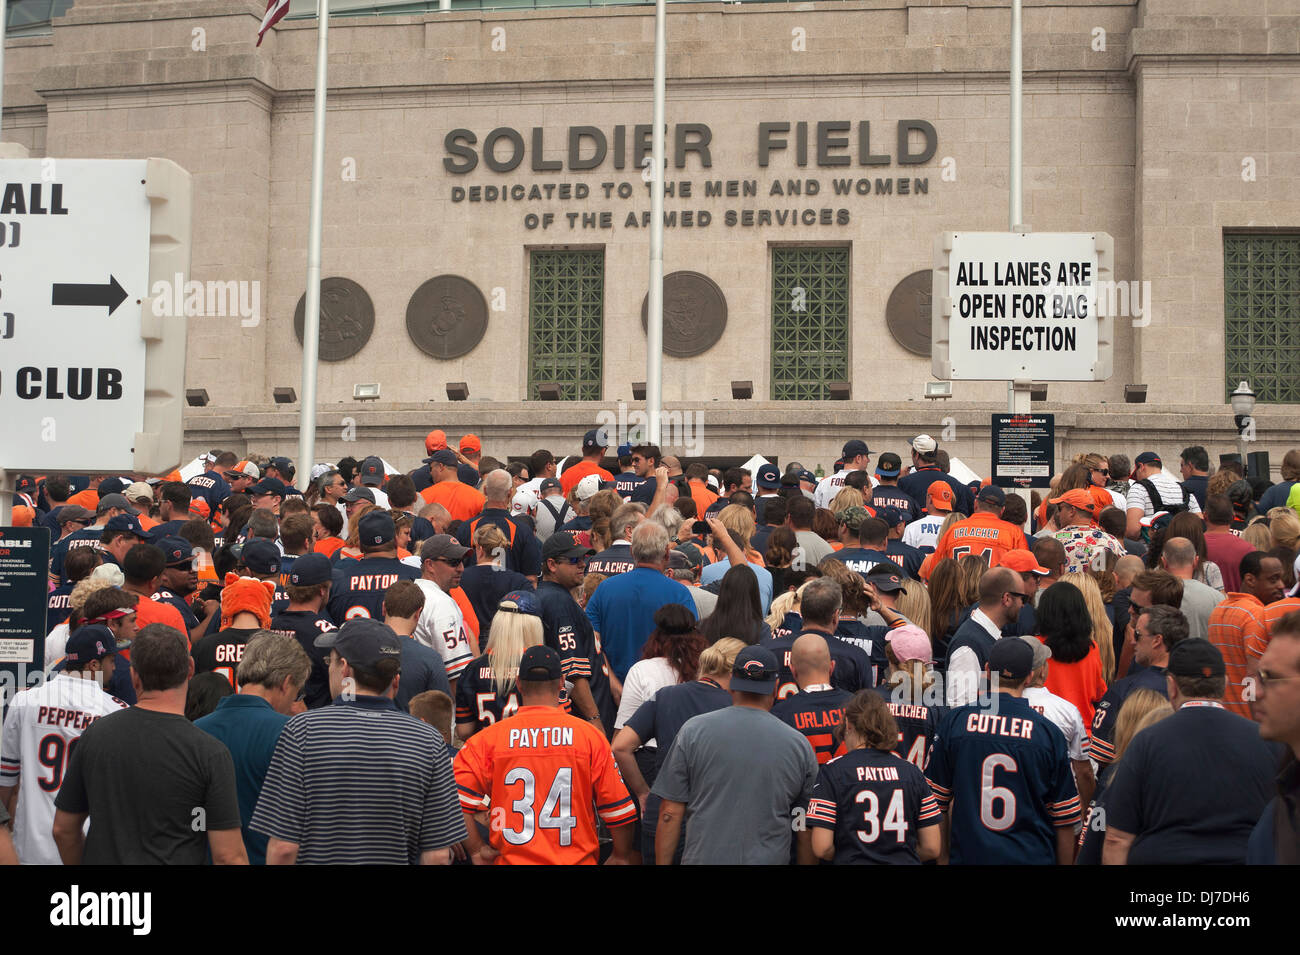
[924,694,1081,865]
[453,705,636,864]
[326,557,419,623]
[807,746,942,865]
[0,674,127,864]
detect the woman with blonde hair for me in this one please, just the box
[766,588,801,638]
[333,501,377,562]
[458,522,532,635]
[611,637,745,864]
[1243,518,1272,552]
[1060,570,1116,682]
[454,590,545,741]
[894,579,932,643]
[1076,690,1174,864]
[829,487,865,514]
[879,624,942,769]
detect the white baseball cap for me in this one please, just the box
[912,434,938,454]
[576,474,602,501]
[511,488,539,516]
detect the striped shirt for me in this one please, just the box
[1207,593,1268,718]
[250,695,466,864]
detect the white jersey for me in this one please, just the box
[0,674,127,864]
[902,515,947,551]
[1023,686,1089,762]
[813,469,879,511]
[412,578,475,679]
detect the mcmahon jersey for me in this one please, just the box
[453,705,636,865]
[807,746,942,865]
[0,674,127,864]
[925,694,1081,865]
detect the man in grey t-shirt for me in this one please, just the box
[1162,537,1226,640]
[652,645,819,865]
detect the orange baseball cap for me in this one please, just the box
[1000,549,1050,575]
[189,498,212,520]
[460,434,481,453]
[425,429,447,454]
[1049,488,1096,513]
[927,481,954,512]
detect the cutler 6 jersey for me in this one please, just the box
[0,674,127,864]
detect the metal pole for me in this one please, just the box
[298,0,331,482]
[1,0,8,140]
[0,470,10,528]
[645,0,666,446]
[1007,0,1032,529]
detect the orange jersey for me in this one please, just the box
[921,512,1028,579]
[454,705,636,865]
[688,480,719,515]
[451,587,480,646]
[421,480,486,524]
[315,536,346,557]
[67,489,100,511]
[560,461,614,497]
[1209,593,1268,718]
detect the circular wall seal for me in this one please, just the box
[406,275,489,360]
[640,271,728,358]
[885,269,933,357]
[293,277,375,362]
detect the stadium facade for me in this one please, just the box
[3,0,1299,476]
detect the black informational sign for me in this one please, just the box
[0,525,50,711]
[992,414,1055,488]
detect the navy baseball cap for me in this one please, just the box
[343,486,375,504]
[424,449,459,466]
[617,443,634,458]
[583,428,608,450]
[539,477,563,494]
[798,469,817,485]
[241,538,282,575]
[756,463,781,490]
[731,645,780,693]
[157,537,193,566]
[97,477,129,498]
[842,440,871,458]
[104,514,149,538]
[64,625,122,664]
[315,617,402,669]
[497,590,542,617]
[1131,451,1162,478]
[988,638,1035,682]
[1168,639,1226,679]
[357,510,396,547]
[542,531,595,563]
[875,452,902,478]
[978,485,1006,506]
[865,565,908,594]
[517,645,563,682]
[359,456,385,486]
[268,456,295,477]
[250,477,287,498]
[288,553,332,586]
[875,505,905,527]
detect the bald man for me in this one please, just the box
[1160,537,1226,641]
[770,633,852,765]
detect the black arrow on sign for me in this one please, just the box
[51,275,129,315]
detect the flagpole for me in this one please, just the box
[1,0,8,140]
[298,0,330,481]
[645,0,666,446]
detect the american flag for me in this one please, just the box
[257,0,292,46]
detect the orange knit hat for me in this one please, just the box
[220,573,275,629]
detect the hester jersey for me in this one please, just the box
[924,693,1081,865]
[0,674,127,864]
[807,746,942,865]
[453,705,636,864]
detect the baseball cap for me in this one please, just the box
[15,475,36,495]
[842,439,871,459]
[886,624,932,664]
[617,443,633,458]
[756,463,781,490]
[225,461,259,481]
[575,474,602,502]
[420,534,471,562]
[267,456,295,478]
[157,537,194,566]
[96,493,136,515]
[189,498,212,521]
[288,553,332,586]
[517,645,563,682]
[511,488,539,516]
[357,510,396,547]
[875,453,902,478]
[999,549,1050,575]
[315,617,402,669]
[425,449,459,467]
[241,538,282,575]
[582,428,608,451]
[497,590,542,617]
[542,531,595,563]
[1019,634,1052,670]
[97,477,129,498]
[250,477,287,498]
[425,429,448,453]
[539,477,563,495]
[57,505,95,526]
[730,645,780,693]
[64,625,121,665]
[460,434,481,454]
[309,463,333,485]
[104,514,149,538]
[912,434,938,455]
[798,469,817,486]
[836,505,871,532]
[1167,639,1226,679]
[876,505,905,527]
[927,482,954,512]
[124,481,154,504]
[977,485,1007,506]
[1048,488,1095,511]
[358,456,385,486]
[705,474,721,493]
[1130,451,1162,479]
[988,637,1035,682]
[865,565,907,594]
[343,486,375,505]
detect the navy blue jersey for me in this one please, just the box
[46,582,75,631]
[885,539,926,579]
[924,693,1080,865]
[772,611,802,642]
[765,629,872,700]
[807,747,942,865]
[325,557,419,622]
[48,528,105,583]
[536,580,616,732]
[624,677,731,775]
[459,564,533,637]
[629,476,657,506]
[269,609,336,709]
[833,618,891,687]
[772,687,852,764]
[185,470,231,511]
[898,468,973,516]
[874,683,947,770]
[455,508,542,577]
[152,588,200,631]
[614,472,645,500]
[1089,665,1169,769]
[833,547,903,579]
[869,486,922,523]
[586,543,635,577]
[191,626,261,685]
[454,653,571,736]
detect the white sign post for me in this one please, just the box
[931,231,1114,381]
[0,158,191,477]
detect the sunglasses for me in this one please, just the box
[435,557,464,567]
[1006,592,1030,601]
[1092,467,1110,475]
[169,562,194,572]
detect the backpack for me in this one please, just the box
[538,497,571,533]
[1137,478,1191,517]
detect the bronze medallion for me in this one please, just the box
[640,271,727,358]
[406,275,489,360]
[885,269,933,357]
[293,277,375,362]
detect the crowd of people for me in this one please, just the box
[1,430,1298,865]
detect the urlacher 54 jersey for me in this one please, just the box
[453,705,635,864]
[924,693,1081,865]
[807,746,942,865]
[455,655,572,737]
[874,684,947,770]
